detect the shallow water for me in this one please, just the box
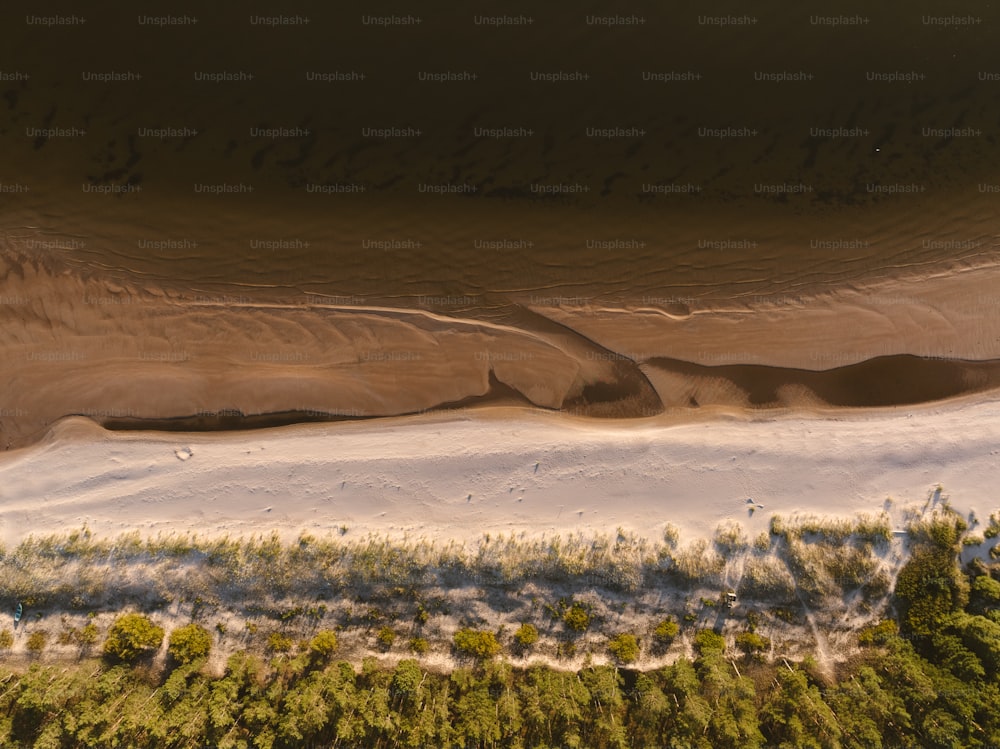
[4,0,998,310]
[3,1,1000,444]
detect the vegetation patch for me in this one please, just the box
[608,633,640,664]
[103,613,164,662]
[167,623,211,664]
[453,628,501,659]
[0,500,997,747]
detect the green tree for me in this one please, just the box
[950,612,1000,677]
[760,667,841,748]
[391,659,422,700]
[969,574,1000,615]
[627,672,675,746]
[103,613,164,661]
[518,666,591,747]
[580,665,628,748]
[168,623,212,664]
[694,641,765,747]
[452,669,503,747]
[932,630,985,681]
[827,666,911,748]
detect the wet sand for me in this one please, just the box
[3,246,1000,448]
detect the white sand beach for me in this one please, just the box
[1,393,996,547]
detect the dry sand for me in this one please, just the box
[0,392,995,548]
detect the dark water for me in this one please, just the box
[3,0,1000,309]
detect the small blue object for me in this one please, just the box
[14,602,22,622]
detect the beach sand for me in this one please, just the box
[1,391,996,548]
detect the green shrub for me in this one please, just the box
[267,632,294,653]
[408,637,429,654]
[563,604,590,632]
[309,630,339,657]
[608,633,640,664]
[894,516,969,635]
[27,631,48,653]
[0,629,12,649]
[103,613,164,661]
[971,575,1000,610]
[168,623,212,664]
[693,629,725,655]
[653,618,679,644]
[735,631,771,655]
[556,641,576,659]
[514,623,539,649]
[77,623,99,646]
[453,628,501,659]
[376,626,396,649]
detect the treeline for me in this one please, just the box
[0,510,997,747]
[1,615,998,748]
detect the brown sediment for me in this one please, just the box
[100,370,537,433]
[4,246,1000,449]
[643,355,1000,410]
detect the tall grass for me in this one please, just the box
[0,508,919,630]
